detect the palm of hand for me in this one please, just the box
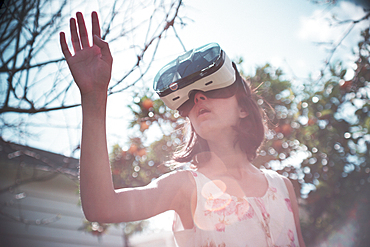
[60,12,112,97]
[67,45,111,95]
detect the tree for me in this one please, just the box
[122,27,370,246]
[0,0,186,244]
[236,29,370,246]
[2,0,368,245]
[240,29,370,246]
[310,0,370,10]
[295,28,370,247]
[0,0,185,132]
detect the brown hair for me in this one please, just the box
[172,65,268,165]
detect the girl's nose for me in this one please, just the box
[194,91,208,104]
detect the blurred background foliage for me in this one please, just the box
[117,28,370,246]
[1,0,369,245]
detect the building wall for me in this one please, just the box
[0,165,176,247]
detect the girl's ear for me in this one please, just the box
[239,108,249,119]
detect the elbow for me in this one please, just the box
[82,202,125,223]
[83,210,113,223]
[83,206,101,223]
[80,190,132,223]
[80,192,116,223]
[82,203,110,223]
[84,211,99,223]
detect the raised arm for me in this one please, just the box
[59,12,194,224]
[60,11,114,221]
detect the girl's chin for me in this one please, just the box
[197,129,236,142]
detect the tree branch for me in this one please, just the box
[108,0,184,93]
[0,0,185,117]
[0,104,81,114]
[0,58,65,73]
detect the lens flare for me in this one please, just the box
[201,179,227,199]
[193,179,251,231]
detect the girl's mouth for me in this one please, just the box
[198,108,210,116]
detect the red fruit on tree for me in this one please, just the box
[140,122,149,131]
[128,144,138,154]
[281,124,292,136]
[142,99,154,110]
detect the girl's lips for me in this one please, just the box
[198,107,211,116]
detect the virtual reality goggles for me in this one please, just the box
[153,43,242,116]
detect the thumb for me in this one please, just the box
[93,35,113,63]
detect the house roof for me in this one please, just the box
[0,137,79,178]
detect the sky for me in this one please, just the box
[3,0,368,156]
[103,0,366,154]
[2,0,368,236]
[142,1,367,233]
[176,0,365,79]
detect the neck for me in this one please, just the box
[204,139,256,178]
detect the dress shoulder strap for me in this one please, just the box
[188,170,224,198]
[261,169,289,196]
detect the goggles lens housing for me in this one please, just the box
[154,43,222,93]
[153,43,238,113]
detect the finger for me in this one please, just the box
[91,11,101,40]
[59,32,72,59]
[93,35,113,64]
[70,18,81,52]
[76,12,90,48]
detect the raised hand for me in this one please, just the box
[60,12,113,97]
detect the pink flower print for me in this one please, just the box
[255,198,270,220]
[269,187,277,193]
[205,197,233,216]
[204,209,211,217]
[285,198,293,212]
[236,201,249,220]
[287,229,296,247]
[236,199,254,221]
[268,187,277,200]
[245,204,255,219]
[262,212,270,221]
[246,206,254,219]
[212,198,228,211]
[215,222,226,232]
[223,199,237,216]
[190,171,197,177]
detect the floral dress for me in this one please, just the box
[173,169,299,247]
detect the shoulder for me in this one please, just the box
[281,176,295,196]
[261,169,294,194]
[154,169,195,186]
[261,168,283,180]
[153,169,196,196]
[262,169,290,183]
[162,169,197,213]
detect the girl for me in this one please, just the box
[60,11,305,247]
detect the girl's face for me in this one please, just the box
[188,92,248,142]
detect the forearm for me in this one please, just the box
[79,93,114,221]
